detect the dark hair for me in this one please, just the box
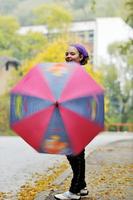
[70,44,89,65]
[79,52,89,65]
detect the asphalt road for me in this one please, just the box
[0,132,133,197]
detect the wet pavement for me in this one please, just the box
[0,132,133,199]
[35,134,133,200]
[0,136,65,193]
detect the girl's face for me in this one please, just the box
[65,46,83,64]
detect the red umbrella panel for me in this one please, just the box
[10,62,104,155]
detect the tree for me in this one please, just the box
[0,15,48,61]
[125,0,133,27]
[102,40,133,125]
[93,0,124,18]
[0,0,127,25]
[15,32,48,60]
[20,35,103,86]
[20,36,69,75]
[57,0,96,21]
[0,0,19,14]
[66,0,91,14]
[0,15,20,56]
[108,40,133,95]
[33,3,72,32]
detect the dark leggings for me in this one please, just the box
[66,149,86,194]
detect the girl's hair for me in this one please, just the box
[70,44,89,65]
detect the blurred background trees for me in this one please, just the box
[0,0,133,134]
[0,16,20,56]
[125,0,133,27]
[101,40,133,126]
[33,4,72,31]
[0,0,127,25]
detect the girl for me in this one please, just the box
[54,44,89,200]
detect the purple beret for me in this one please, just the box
[71,44,89,58]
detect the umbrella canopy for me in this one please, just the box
[10,62,104,155]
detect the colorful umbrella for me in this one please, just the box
[10,62,104,155]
